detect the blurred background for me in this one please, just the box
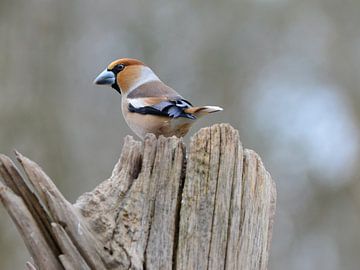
[0,0,359,269]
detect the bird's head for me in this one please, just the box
[94,58,160,95]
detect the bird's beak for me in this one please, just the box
[93,69,115,85]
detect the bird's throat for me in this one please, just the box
[112,83,121,94]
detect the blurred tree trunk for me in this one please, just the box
[0,124,276,270]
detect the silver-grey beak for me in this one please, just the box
[93,69,115,85]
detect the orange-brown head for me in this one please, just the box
[94,58,160,95]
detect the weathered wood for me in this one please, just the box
[25,261,38,270]
[0,181,62,270]
[51,222,91,270]
[0,123,276,270]
[0,154,60,255]
[176,124,243,270]
[16,152,107,270]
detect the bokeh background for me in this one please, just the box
[1,0,360,269]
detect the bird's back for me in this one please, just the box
[127,81,181,99]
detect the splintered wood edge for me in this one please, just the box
[0,153,107,270]
[51,222,91,270]
[0,154,60,256]
[0,181,62,270]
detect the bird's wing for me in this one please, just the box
[127,81,180,99]
[126,81,196,119]
[128,97,196,119]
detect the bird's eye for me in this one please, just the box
[113,64,125,73]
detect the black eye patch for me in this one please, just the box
[111,64,125,73]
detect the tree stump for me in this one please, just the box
[0,123,276,270]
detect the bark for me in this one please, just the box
[0,123,276,270]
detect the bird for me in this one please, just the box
[94,58,223,139]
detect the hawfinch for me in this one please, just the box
[94,58,223,139]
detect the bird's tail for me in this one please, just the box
[184,105,223,118]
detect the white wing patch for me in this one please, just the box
[128,98,149,108]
